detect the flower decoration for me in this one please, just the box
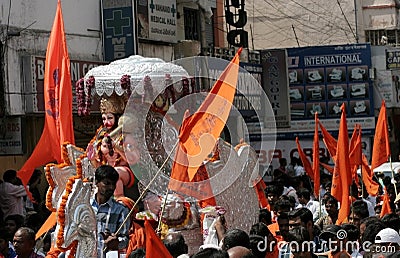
[143,75,154,103]
[75,79,85,116]
[120,74,132,97]
[83,76,95,116]
[182,77,190,96]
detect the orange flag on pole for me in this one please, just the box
[349,124,362,185]
[17,0,75,186]
[169,49,241,196]
[371,100,390,171]
[145,220,172,258]
[361,154,379,196]
[380,187,392,218]
[296,137,314,181]
[349,124,362,168]
[318,120,337,160]
[332,104,351,225]
[313,114,320,198]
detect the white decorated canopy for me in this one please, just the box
[83,55,190,97]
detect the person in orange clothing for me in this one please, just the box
[115,196,145,256]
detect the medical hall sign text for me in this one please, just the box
[148,0,177,43]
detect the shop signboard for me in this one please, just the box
[286,43,375,135]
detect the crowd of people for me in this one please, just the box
[1,154,400,258]
[1,93,399,257]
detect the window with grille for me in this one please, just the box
[366,29,400,46]
[184,8,200,40]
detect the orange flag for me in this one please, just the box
[254,179,270,209]
[320,162,334,174]
[380,188,392,218]
[332,104,351,225]
[319,120,337,160]
[145,220,172,258]
[169,49,241,195]
[296,137,314,181]
[349,124,362,185]
[17,0,75,186]
[361,154,379,196]
[371,100,390,171]
[313,114,320,198]
[35,212,57,240]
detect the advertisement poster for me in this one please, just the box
[287,44,374,122]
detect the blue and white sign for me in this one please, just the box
[102,0,135,61]
[287,44,374,122]
[148,0,177,43]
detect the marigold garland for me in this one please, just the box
[45,162,69,212]
[56,173,81,252]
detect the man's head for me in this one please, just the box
[273,198,291,216]
[297,188,311,205]
[227,246,254,258]
[258,208,272,225]
[349,200,369,228]
[163,232,188,258]
[221,229,250,251]
[287,226,312,258]
[323,194,338,217]
[279,158,287,167]
[3,169,17,184]
[13,227,36,257]
[382,213,400,232]
[192,247,229,258]
[249,222,269,238]
[265,185,283,204]
[5,214,24,236]
[277,212,290,241]
[95,165,119,203]
[319,224,345,253]
[288,208,313,238]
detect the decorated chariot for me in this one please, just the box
[44,55,261,257]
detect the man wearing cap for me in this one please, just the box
[374,228,400,257]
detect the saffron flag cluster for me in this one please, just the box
[297,100,390,224]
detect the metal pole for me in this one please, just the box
[354,0,359,43]
[132,0,138,54]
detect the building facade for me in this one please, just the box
[0,0,224,169]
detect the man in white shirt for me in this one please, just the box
[0,170,27,219]
[296,188,324,222]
